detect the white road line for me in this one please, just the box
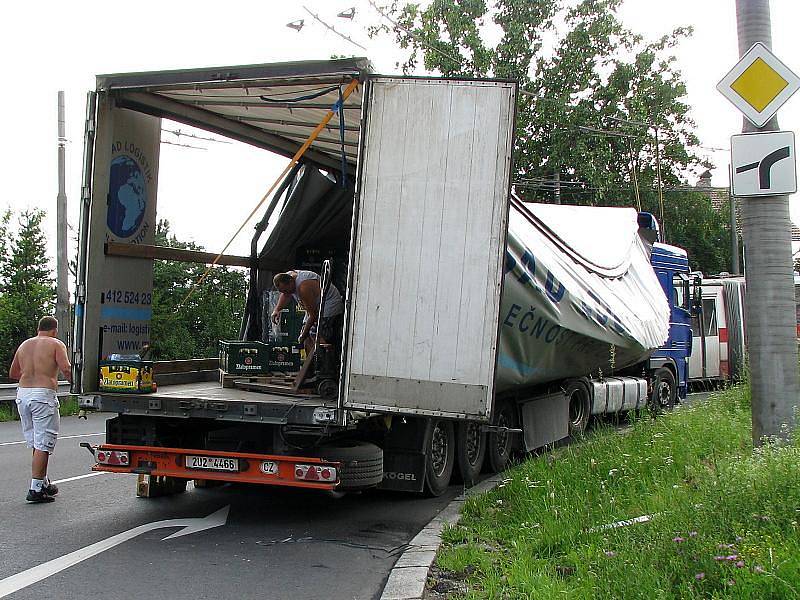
[0,506,230,598]
[0,432,104,447]
[51,472,110,485]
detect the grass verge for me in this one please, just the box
[434,386,800,599]
[0,395,81,422]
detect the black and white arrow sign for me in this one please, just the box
[731,130,797,197]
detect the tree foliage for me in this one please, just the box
[149,220,247,361]
[370,0,732,274]
[0,209,56,378]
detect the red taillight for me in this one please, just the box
[96,449,130,466]
[294,464,337,482]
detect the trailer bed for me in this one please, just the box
[95,381,337,425]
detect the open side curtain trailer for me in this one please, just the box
[74,58,692,497]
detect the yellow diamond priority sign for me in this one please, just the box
[718,43,800,128]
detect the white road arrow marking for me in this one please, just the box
[0,505,230,598]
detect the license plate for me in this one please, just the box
[185,455,239,472]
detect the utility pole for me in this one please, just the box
[654,127,666,241]
[554,171,561,205]
[728,164,741,274]
[734,0,799,444]
[56,91,70,350]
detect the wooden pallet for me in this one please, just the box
[219,370,297,388]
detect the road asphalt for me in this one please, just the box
[0,412,459,600]
[0,391,715,599]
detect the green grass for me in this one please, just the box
[435,387,800,599]
[0,395,81,422]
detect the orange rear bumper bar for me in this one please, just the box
[92,444,340,490]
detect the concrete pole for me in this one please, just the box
[56,91,70,350]
[735,0,799,444]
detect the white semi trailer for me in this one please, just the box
[75,58,692,496]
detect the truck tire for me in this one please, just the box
[313,440,384,491]
[455,421,486,487]
[567,380,591,437]
[650,367,676,414]
[425,420,455,497]
[484,399,517,474]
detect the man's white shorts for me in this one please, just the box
[16,388,60,454]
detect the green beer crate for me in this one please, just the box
[219,340,302,375]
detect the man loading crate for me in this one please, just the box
[271,269,344,360]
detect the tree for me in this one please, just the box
[149,219,248,361]
[0,209,56,378]
[370,0,731,273]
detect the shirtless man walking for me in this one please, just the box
[9,316,72,503]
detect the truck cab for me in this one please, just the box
[649,242,693,401]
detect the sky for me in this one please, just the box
[1,0,798,269]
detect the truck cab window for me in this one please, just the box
[672,274,689,311]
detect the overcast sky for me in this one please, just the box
[1,0,798,267]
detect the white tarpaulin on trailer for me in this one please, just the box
[496,197,670,392]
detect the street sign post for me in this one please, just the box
[717,42,800,128]
[723,0,799,446]
[731,130,796,197]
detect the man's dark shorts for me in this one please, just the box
[318,312,344,346]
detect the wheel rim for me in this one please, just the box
[465,423,481,466]
[657,381,672,407]
[494,411,509,458]
[569,389,585,428]
[430,423,449,477]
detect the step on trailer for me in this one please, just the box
[74,58,692,497]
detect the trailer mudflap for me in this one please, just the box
[92,444,340,490]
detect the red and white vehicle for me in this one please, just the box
[689,276,747,385]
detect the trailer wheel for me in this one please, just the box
[484,399,517,474]
[455,422,486,487]
[313,440,384,491]
[567,381,591,437]
[650,367,676,414]
[424,420,455,497]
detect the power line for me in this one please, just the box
[160,139,207,151]
[161,128,231,144]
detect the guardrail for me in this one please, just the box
[0,358,221,413]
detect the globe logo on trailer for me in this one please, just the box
[107,155,147,238]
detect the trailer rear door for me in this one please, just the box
[342,77,516,420]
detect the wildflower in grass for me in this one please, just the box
[735,536,743,542]
[727,579,736,586]
[726,555,739,561]
[673,536,685,543]
[689,531,698,537]
[695,572,705,580]
[754,565,765,573]
[714,556,726,561]
[718,543,734,549]
[608,469,618,476]
[735,561,745,568]
[604,551,616,557]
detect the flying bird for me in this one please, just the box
[286,19,304,31]
[337,7,356,19]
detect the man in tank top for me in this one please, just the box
[272,270,345,356]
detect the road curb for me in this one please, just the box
[380,474,505,600]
